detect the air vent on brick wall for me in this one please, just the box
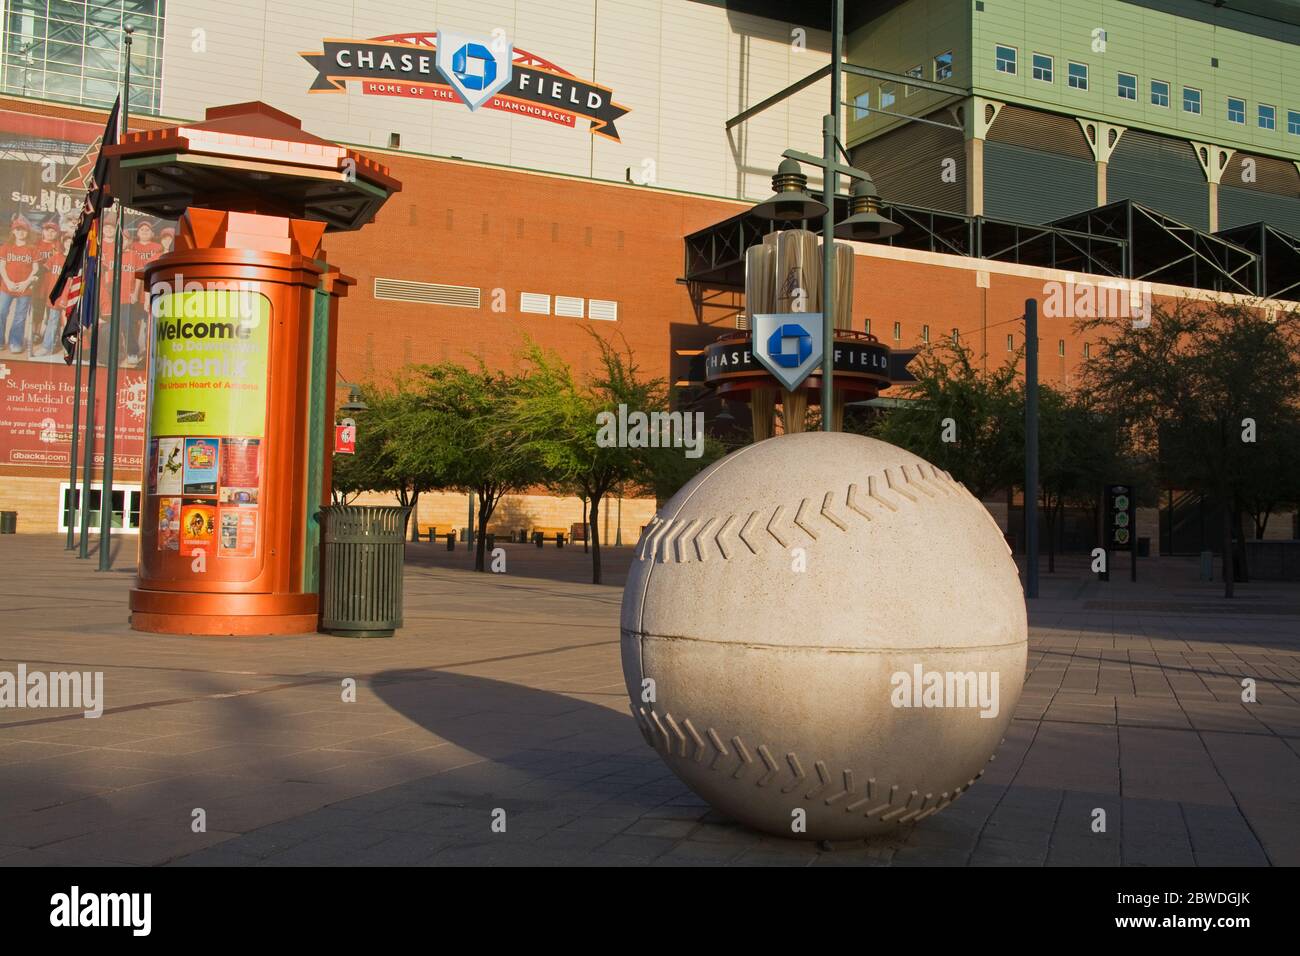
[588,299,618,321]
[520,292,552,315]
[554,296,584,318]
[735,313,751,330]
[373,278,480,308]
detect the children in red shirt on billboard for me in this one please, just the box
[128,219,163,365]
[1,214,40,354]
[34,218,63,357]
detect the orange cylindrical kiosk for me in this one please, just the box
[108,102,399,635]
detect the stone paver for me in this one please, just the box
[0,536,1296,866]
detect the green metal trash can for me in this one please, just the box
[0,511,15,534]
[319,505,410,638]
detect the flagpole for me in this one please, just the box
[97,26,132,571]
[64,306,85,549]
[53,93,118,558]
[76,253,102,559]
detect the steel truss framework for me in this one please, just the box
[1215,221,1300,302]
[684,197,1126,289]
[684,197,1295,301]
[1049,200,1262,298]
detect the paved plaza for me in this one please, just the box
[0,534,1296,866]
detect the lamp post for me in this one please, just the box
[749,0,900,431]
[1024,298,1040,599]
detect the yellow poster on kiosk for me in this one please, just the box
[149,290,271,438]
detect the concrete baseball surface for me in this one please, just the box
[621,432,1028,841]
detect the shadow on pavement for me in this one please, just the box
[403,541,634,589]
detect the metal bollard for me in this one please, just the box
[446,532,455,551]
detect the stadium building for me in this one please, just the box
[0,0,1296,552]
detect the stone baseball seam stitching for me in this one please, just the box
[634,705,990,824]
[634,463,996,565]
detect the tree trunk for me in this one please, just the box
[590,493,602,585]
[1044,492,1056,574]
[1234,506,1249,583]
[474,488,496,572]
[405,488,421,542]
[1222,499,1234,598]
[581,496,589,554]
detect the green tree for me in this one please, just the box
[1080,297,1300,596]
[328,378,447,540]
[873,340,1024,500]
[1036,386,1154,572]
[504,332,718,584]
[408,362,539,571]
[1235,409,1300,540]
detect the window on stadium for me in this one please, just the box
[0,0,164,115]
[934,50,953,81]
[905,64,922,94]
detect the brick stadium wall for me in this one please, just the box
[321,154,744,387]
[1263,515,1299,540]
[0,475,65,535]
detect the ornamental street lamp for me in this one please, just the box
[835,177,902,242]
[751,158,828,222]
[748,0,900,432]
[339,385,368,415]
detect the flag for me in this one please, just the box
[60,221,99,364]
[49,95,119,305]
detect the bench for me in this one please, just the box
[570,522,588,542]
[532,526,567,548]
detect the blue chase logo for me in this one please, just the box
[435,29,513,110]
[751,313,824,391]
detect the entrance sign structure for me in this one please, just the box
[696,225,913,435]
[751,313,824,392]
[107,102,400,635]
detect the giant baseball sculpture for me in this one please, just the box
[621,432,1027,840]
